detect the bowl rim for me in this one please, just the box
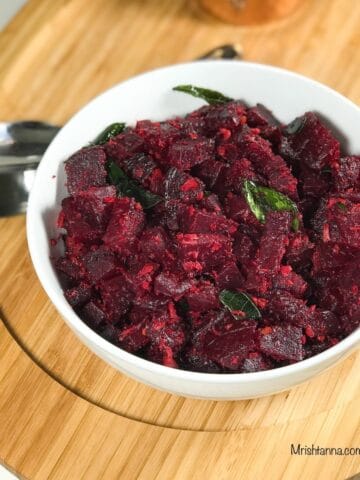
[27,59,360,384]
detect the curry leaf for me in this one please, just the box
[108,162,162,209]
[93,122,126,145]
[242,180,300,231]
[173,84,232,105]
[219,290,261,320]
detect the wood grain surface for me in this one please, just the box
[0,0,359,478]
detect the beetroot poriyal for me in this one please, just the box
[54,86,360,373]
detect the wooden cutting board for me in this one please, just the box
[0,0,360,478]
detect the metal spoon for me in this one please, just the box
[0,121,60,216]
[0,44,242,216]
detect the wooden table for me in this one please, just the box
[0,1,359,478]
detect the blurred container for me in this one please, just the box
[199,0,303,25]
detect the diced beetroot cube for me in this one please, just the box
[120,265,156,299]
[299,165,332,201]
[61,197,102,243]
[64,235,88,257]
[144,302,186,367]
[246,104,280,128]
[258,325,303,362]
[190,309,229,339]
[81,301,106,329]
[135,120,182,163]
[237,130,298,199]
[193,159,224,189]
[64,282,92,308]
[118,321,149,353]
[246,104,282,147]
[267,291,315,327]
[202,101,247,135]
[185,281,220,312]
[304,309,340,338]
[198,193,222,212]
[340,307,360,336]
[334,156,360,191]
[214,261,244,290]
[154,272,192,300]
[103,197,145,254]
[241,352,273,372]
[176,233,233,273]
[181,345,222,373]
[280,112,340,171]
[245,211,291,293]
[314,261,360,322]
[164,167,204,204]
[61,185,116,243]
[65,146,107,195]
[154,200,182,231]
[83,247,117,283]
[232,230,257,269]
[139,226,173,263]
[122,153,164,195]
[99,324,120,345]
[77,185,116,225]
[224,193,262,229]
[104,132,145,162]
[179,205,238,236]
[131,296,170,321]
[272,265,308,298]
[203,318,257,370]
[285,231,314,273]
[314,194,360,248]
[98,274,133,323]
[214,158,260,197]
[216,142,241,163]
[312,242,360,280]
[167,137,214,170]
[55,256,83,287]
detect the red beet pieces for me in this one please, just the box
[56,91,360,373]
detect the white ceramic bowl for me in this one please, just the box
[27,61,360,400]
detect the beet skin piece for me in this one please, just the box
[258,325,303,362]
[280,112,340,171]
[103,197,145,254]
[65,146,107,195]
